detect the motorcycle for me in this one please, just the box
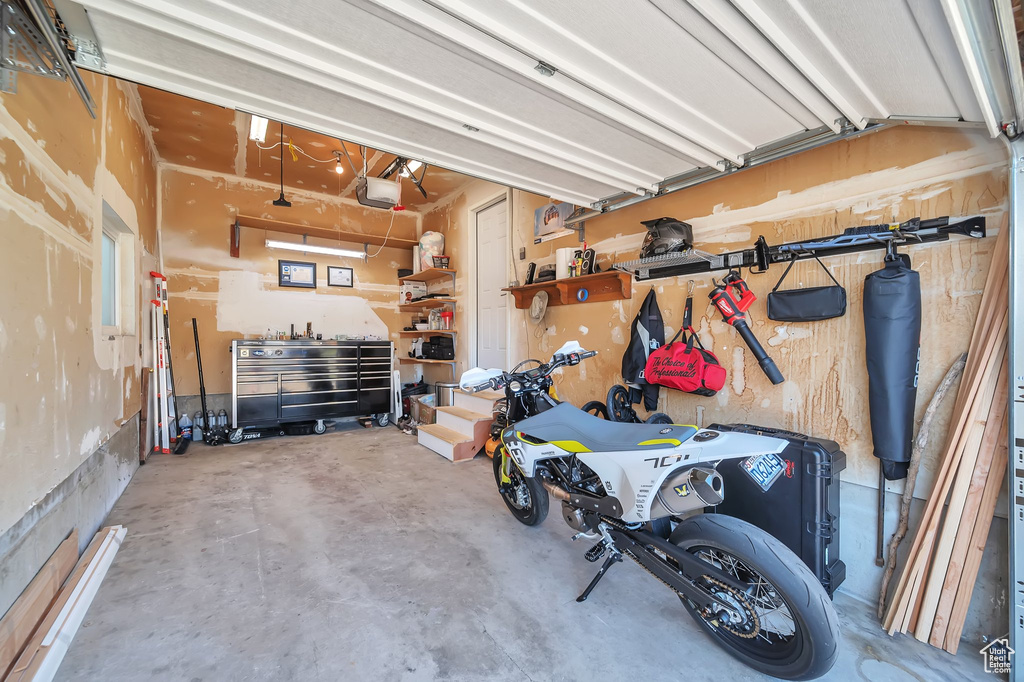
[460,341,839,680]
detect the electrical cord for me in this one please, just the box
[255,140,337,164]
[366,208,397,258]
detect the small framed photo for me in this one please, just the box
[278,260,316,288]
[327,266,353,288]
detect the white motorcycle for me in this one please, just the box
[461,342,839,680]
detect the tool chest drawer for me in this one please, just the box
[232,340,393,428]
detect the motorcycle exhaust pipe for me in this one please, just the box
[541,479,570,502]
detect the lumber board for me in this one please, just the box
[884,305,1008,628]
[883,229,1008,631]
[6,528,113,681]
[878,353,966,621]
[929,366,1009,646]
[0,531,78,679]
[913,344,1005,640]
[943,433,1009,652]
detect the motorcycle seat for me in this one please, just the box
[512,403,696,453]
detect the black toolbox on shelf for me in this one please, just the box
[708,423,846,597]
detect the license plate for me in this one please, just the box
[740,452,785,492]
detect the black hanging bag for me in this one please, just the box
[863,252,921,480]
[766,255,847,322]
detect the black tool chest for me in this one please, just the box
[231,340,392,428]
[709,423,846,597]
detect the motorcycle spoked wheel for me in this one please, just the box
[582,400,609,419]
[606,385,639,423]
[670,515,839,681]
[492,448,549,526]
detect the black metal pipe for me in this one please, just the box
[192,318,209,428]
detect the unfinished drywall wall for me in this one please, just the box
[426,125,1008,640]
[160,166,417,396]
[0,73,158,613]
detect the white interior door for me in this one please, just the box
[476,199,508,369]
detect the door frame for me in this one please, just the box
[467,189,513,370]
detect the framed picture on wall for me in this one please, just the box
[278,260,316,288]
[327,266,353,288]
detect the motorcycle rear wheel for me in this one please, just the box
[492,447,549,526]
[670,514,839,681]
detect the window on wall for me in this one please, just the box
[101,231,118,327]
[100,202,135,335]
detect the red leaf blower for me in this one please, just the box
[709,271,785,385]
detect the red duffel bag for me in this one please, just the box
[644,297,726,397]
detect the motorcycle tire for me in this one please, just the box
[670,514,839,681]
[606,385,638,423]
[582,400,608,419]
[492,447,549,526]
[644,412,673,424]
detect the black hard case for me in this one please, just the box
[708,423,846,597]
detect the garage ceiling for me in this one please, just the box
[59,0,1023,208]
[135,85,474,208]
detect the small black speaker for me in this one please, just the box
[525,262,537,285]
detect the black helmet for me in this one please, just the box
[639,217,694,258]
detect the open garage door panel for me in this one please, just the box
[62,0,1021,207]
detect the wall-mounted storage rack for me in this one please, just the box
[503,271,631,309]
[612,216,985,281]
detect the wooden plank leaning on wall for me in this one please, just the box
[0,531,78,679]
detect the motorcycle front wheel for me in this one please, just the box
[671,514,839,681]
[492,447,549,526]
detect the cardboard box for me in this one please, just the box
[400,282,427,304]
[415,394,436,424]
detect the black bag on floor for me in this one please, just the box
[767,256,847,322]
[863,253,921,480]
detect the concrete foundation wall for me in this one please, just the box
[0,416,139,615]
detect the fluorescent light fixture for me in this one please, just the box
[249,115,269,143]
[400,160,423,178]
[266,239,363,259]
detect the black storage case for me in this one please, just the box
[708,423,846,597]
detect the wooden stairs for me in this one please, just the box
[417,389,502,462]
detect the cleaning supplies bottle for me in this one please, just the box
[193,410,204,441]
[179,412,193,441]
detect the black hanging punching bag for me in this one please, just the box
[863,252,921,480]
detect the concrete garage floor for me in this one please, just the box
[57,425,985,681]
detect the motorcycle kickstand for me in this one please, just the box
[576,551,623,603]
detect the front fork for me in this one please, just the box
[497,447,512,486]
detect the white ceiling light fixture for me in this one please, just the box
[266,239,364,259]
[333,150,345,174]
[248,114,269,143]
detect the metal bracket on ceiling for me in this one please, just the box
[0,0,95,116]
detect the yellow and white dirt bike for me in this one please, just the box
[461,342,839,681]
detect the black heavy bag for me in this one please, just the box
[863,253,921,480]
[622,288,664,411]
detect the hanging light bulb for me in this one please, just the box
[333,151,345,175]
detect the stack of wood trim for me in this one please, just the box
[882,225,1009,653]
[2,526,126,682]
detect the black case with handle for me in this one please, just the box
[707,423,846,597]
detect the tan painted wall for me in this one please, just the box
[427,127,1007,501]
[160,166,418,396]
[0,73,158,537]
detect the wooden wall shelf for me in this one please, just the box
[503,271,631,309]
[399,268,456,283]
[230,214,418,257]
